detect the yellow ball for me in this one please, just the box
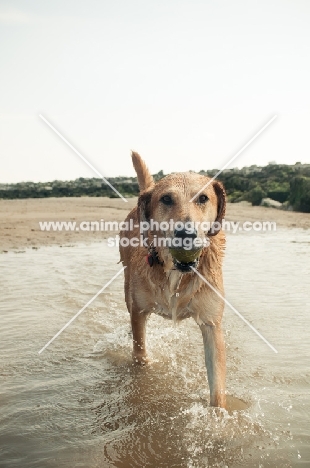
[169,248,202,263]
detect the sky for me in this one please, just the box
[1,0,310,183]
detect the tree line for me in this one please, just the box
[1,164,310,212]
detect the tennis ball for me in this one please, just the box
[169,248,202,263]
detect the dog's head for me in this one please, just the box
[132,151,226,272]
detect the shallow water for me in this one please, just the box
[0,228,310,467]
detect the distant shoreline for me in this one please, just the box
[1,197,310,252]
[1,162,310,213]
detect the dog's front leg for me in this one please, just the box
[131,308,148,365]
[200,324,226,408]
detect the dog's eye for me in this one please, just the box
[198,194,208,204]
[161,195,173,206]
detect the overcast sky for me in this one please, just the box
[1,0,310,183]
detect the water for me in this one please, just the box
[0,229,309,467]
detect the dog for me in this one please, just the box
[119,152,227,408]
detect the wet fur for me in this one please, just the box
[119,152,227,408]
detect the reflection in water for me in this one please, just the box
[0,229,309,467]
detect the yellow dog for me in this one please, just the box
[120,152,226,408]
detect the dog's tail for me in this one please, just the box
[131,151,154,192]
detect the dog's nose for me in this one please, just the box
[174,227,197,240]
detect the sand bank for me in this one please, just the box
[1,197,309,252]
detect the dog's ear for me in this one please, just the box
[132,151,154,192]
[208,180,226,236]
[138,188,153,223]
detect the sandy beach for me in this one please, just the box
[1,196,310,252]
[0,197,310,252]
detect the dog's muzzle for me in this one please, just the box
[172,256,200,272]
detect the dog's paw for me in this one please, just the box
[132,354,149,366]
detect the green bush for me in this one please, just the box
[267,190,289,203]
[246,185,267,206]
[290,177,310,212]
